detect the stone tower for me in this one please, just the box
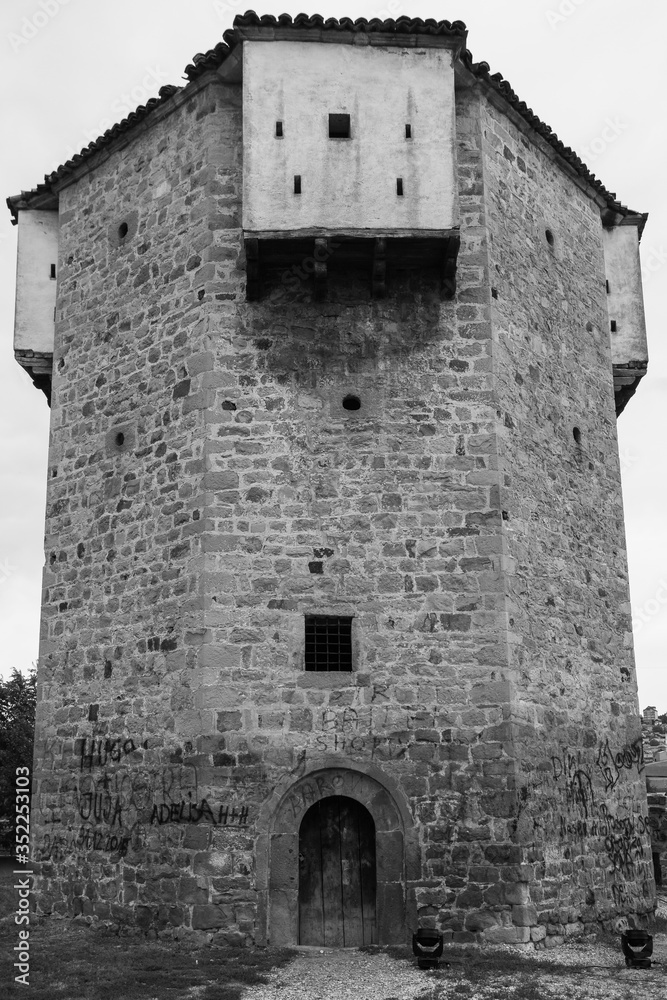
[9,13,653,947]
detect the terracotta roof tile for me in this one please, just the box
[460,52,646,232]
[6,13,646,232]
[7,85,181,220]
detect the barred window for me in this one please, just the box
[304,615,353,671]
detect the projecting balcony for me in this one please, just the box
[243,230,460,302]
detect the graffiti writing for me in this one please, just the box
[595,737,644,792]
[79,736,148,772]
[314,732,409,759]
[560,809,651,842]
[551,749,597,817]
[551,738,651,880]
[39,826,130,862]
[35,763,199,833]
[149,799,248,826]
[285,770,368,820]
[321,708,359,733]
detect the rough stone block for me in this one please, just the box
[483,925,530,944]
[512,903,538,926]
[193,852,233,877]
[465,909,501,932]
[192,905,228,930]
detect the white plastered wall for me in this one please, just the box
[603,225,648,367]
[14,210,59,354]
[242,40,458,234]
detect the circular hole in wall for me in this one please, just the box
[342,394,361,411]
[545,229,555,247]
[115,432,125,447]
[118,222,129,240]
[573,427,582,445]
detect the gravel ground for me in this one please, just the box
[240,931,667,1000]
[240,948,432,1000]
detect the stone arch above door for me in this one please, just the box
[258,762,417,946]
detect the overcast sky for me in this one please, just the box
[0,0,664,713]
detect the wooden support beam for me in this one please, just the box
[372,237,386,298]
[314,238,328,301]
[245,238,260,301]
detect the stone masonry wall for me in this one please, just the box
[193,82,519,945]
[29,64,651,948]
[31,73,524,945]
[33,76,242,931]
[480,89,653,943]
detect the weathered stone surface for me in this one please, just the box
[22,26,651,950]
[191,905,228,930]
[512,904,538,927]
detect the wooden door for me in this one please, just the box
[298,796,376,947]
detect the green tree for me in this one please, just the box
[0,669,36,823]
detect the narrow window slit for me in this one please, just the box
[396,178,404,196]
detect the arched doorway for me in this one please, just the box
[258,764,418,946]
[298,796,376,947]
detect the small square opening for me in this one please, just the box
[305,615,353,671]
[329,113,351,139]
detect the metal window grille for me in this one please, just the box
[304,616,353,671]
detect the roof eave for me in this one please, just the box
[456,52,647,233]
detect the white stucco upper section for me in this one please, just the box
[242,41,458,234]
[14,210,58,354]
[603,225,648,367]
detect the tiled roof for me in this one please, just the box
[460,51,646,232]
[7,85,181,220]
[6,13,646,230]
[183,12,467,79]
